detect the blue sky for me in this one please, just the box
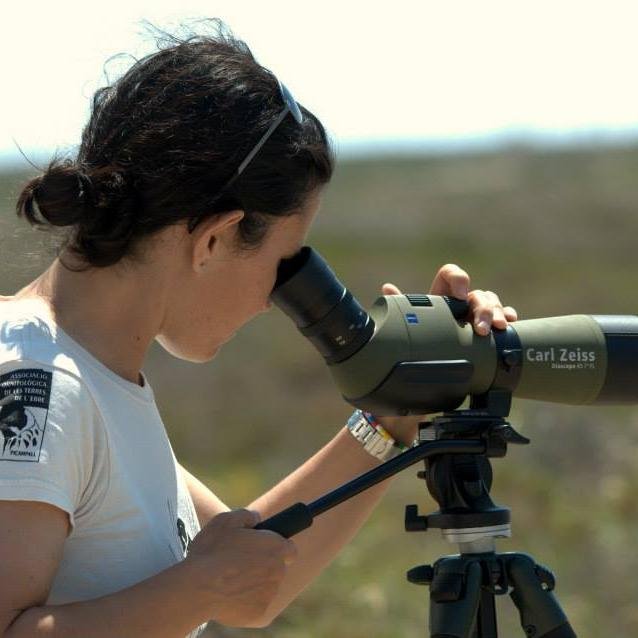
[2,0,638,164]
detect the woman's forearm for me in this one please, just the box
[247,425,406,625]
[5,560,212,638]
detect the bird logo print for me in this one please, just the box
[0,395,43,454]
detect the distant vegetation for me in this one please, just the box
[2,144,637,637]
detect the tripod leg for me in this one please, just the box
[506,554,577,638]
[477,588,497,638]
[429,558,483,638]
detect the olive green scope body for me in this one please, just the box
[270,246,638,416]
[331,294,638,415]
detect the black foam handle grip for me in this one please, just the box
[254,502,314,538]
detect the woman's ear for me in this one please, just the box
[192,210,245,272]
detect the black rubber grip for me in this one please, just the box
[254,502,314,538]
[443,296,471,321]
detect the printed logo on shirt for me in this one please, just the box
[177,517,193,555]
[0,369,52,462]
[167,497,197,560]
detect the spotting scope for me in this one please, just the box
[271,247,638,415]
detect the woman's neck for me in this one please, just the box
[12,255,168,387]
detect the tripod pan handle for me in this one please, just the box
[254,502,313,538]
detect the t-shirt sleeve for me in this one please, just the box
[0,362,102,532]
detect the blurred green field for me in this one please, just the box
[2,144,638,637]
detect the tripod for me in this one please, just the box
[256,390,577,637]
[403,391,576,637]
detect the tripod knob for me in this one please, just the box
[535,564,556,591]
[406,564,434,585]
[405,504,428,531]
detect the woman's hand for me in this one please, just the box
[184,508,298,628]
[375,263,518,446]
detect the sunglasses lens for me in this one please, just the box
[279,81,303,124]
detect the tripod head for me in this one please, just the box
[405,389,530,551]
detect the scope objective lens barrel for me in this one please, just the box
[495,314,638,405]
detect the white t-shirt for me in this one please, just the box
[0,299,206,637]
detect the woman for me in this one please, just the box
[0,23,517,637]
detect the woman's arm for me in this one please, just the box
[6,558,212,638]
[182,422,410,627]
[246,424,404,625]
[0,500,214,637]
[0,502,69,634]
[179,464,230,525]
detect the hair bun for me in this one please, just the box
[17,159,88,228]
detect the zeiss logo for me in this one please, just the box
[406,313,419,325]
[525,347,597,370]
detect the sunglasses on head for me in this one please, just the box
[187,79,304,233]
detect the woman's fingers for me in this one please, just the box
[429,264,470,299]
[381,272,518,337]
[503,306,518,321]
[381,282,402,295]
[468,289,511,335]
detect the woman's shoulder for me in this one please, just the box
[0,296,83,381]
[0,294,154,405]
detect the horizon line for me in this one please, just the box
[3,127,638,169]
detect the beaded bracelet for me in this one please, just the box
[360,410,411,452]
[346,409,412,461]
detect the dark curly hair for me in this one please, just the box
[16,20,335,270]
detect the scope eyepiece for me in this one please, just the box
[270,247,375,364]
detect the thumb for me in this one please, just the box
[214,508,261,529]
[381,282,402,296]
[283,539,299,566]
